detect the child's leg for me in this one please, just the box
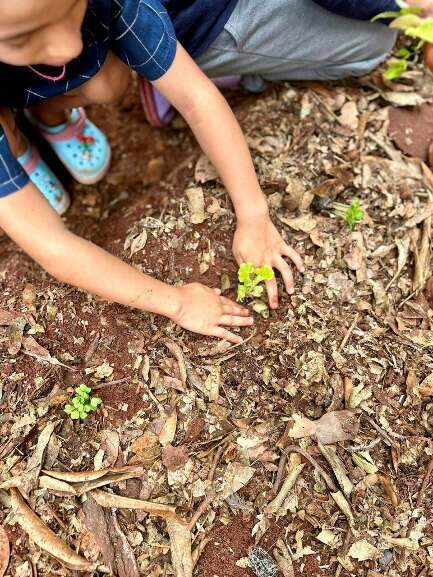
[0,108,69,214]
[194,0,397,91]
[26,52,130,185]
[31,52,130,126]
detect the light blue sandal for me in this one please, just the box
[26,107,111,185]
[17,140,71,215]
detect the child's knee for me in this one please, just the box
[80,53,130,105]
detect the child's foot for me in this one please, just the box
[25,107,111,185]
[17,140,71,215]
[138,76,241,128]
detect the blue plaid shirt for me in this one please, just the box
[0,0,177,197]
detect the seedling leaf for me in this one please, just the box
[237,263,274,302]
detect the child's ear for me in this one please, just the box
[424,43,433,73]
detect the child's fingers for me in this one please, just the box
[265,277,279,309]
[212,327,243,344]
[282,244,305,273]
[221,298,250,316]
[220,314,254,327]
[275,256,294,295]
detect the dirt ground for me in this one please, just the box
[1,68,433,577]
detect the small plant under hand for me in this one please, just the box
[373,0,433,79]
[334,200,364,231]
[64,384,102,421]
[237,262,275,302]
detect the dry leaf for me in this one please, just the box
[162,444,189,472]
[158,410,178,447]
[348,540,379,561]
[89,489,177,518]
[220,462,255,499]
[339,101,359,130]
[279,214,317,233]
[83,495,139,577]
[415,372,433,397]
[204,365,220,401]
[39,476,77,496]
[382,92,424,107]
[186,187,206,225]
[266,454,304,515]
[318,443,353,497]
[163,339,187,385]
[195,155,218,183]
[287,411,359,445]
[166,517,193,577]
[10,488,94,571]
[0,526,9,577]
[124,219,150,255]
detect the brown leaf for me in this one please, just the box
[7,317,26,355]
[90,489,177,518]
[83,495,139,577]
[186,186,206,225]
[39,475,77,496]
[162,444,189,471]
[183,417,206,444]
[0,526,9,577]
[166,517,193,577]
[10,488,94,571]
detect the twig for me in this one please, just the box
[92,377,130,391]
[416,456,433,509]
[192,537,211,568]
[207,444,225,483]
[338,314,359,352]
[283,446,337,492]
[345,438,381,454]
[188,490,216,531]
[363,416,395,447]
[272,453,287,495]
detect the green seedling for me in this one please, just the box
[334,200,364,231]
[237,262,275,302]
[373,0,433,79]
[64,384,102,421]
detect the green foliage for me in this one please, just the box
[64,384,102,421]
[334,200,364,231]
[373,1,433,79]
[237,262,275,302]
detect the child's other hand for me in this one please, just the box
[233,215,305,309]
[172,283,253,344]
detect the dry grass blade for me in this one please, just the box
[166,517,193,577]
[10,488,94,571]
[90,489,177,518]
[0,526,10,577]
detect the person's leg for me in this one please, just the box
[31,52,130,126]
[26,52,130,185]
[0,108,70,214]
[195,0,398,91]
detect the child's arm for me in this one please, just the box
[0,182,252,343]
[153,44,305,309]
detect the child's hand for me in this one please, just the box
[172,283,253,344]
[233,214,305,309]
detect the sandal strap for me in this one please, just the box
[21,143,40,175]
[37,107,87,143]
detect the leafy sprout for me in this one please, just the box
[64,384,102,421]
[237,262,275,302]
[373,0,433,79]
[334,200,364,231]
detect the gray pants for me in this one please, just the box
[196,0,398,91]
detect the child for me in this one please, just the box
[141,0,400,125]
[0,0,305,345]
